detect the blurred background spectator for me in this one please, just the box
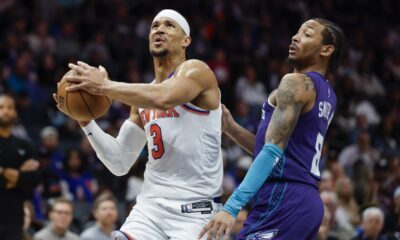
[33,197,78,240]
[0,94,40,240]
[80,193,118,240]
[352,207,385,240]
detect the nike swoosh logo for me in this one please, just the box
[87,132,93,136]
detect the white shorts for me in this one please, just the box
[120,196,223,240]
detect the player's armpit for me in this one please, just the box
[265,73,315,149]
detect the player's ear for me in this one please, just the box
[321,45,334,57]
[182,36,191,48]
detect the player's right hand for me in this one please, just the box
[198,210,235,240]
[52,92,90,126]
[53,85,71,117]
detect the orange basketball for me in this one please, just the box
[57,70,111,121]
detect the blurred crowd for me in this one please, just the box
[0,0,400,239]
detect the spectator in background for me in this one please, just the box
[23,201,38,240]
[384,187,400,238]
[0,94,41,240]
[36,148,65,201]
[319,170,335,192]
[37,53,58,87]
[375,115,398,156]
[39,126,63,174]
[235,65,267,113]
[234,155,252,186]
[339,131,380,175]
[27,20,56,55]
[335,176,360,234]
[33,148,66,222]
[232,100,259,134]
[61,149,97,202]
[55,21,81,62]
[82,31,110,67]
[351,160,374,206]
[320,191,355,240]
[352,207,385,240]
[33,197,78,240]
[7,52,33,97]
[318,205,331,240]
[354,100,381,127]
[80,193,118,240]
[353,57,386,98]
[208,48,232,104]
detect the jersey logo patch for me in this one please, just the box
[246,229,278,240]
[140,108,180,126]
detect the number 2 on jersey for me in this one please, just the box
[311,132,324,177]
[150,124,165,159]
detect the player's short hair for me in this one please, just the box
[93,192,117,211]
[313,18,346,72]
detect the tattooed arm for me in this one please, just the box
[265,73,315,148]
[198,73,316,240]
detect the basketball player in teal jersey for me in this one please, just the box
[199,18,346,240]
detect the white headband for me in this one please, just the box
[153,9,190,36]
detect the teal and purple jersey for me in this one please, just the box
[254,71,336,188]
[239,72,336,240]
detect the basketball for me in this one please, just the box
[57,70,112,121]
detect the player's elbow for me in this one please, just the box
[97,154,130,176]
[153,95,174,111]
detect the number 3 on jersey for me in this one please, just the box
[150,124,165,159]
[311,133,324,177]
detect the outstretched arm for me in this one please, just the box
[65,60,218,110]
[199,73,315,240]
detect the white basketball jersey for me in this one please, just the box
[137,102,223,201]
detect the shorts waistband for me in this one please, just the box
[181,197,222,214]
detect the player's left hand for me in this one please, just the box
[65,61,109,95]
[198,211,235,240]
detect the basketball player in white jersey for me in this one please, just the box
[54,9,223,240]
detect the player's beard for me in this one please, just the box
[286,56,297,67]
[286,56,306,70]
[151,48,168,58]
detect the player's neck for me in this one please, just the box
[153,54,186,81]
[294,65,326,76]
[0,127,12,138]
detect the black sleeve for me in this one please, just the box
[23,140,37,160]
[0,176,7,189]
[17,140,41,198]
[17,169,41,198]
